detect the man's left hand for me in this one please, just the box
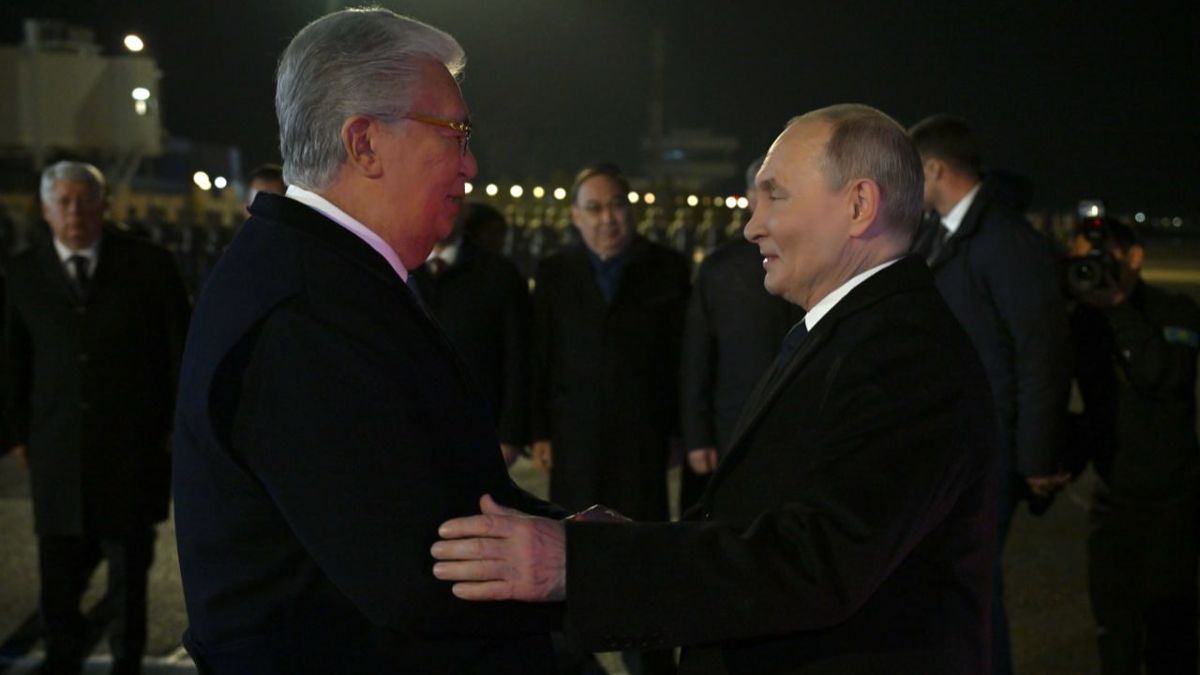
[432,494,566,602]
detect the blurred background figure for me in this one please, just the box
[412,202,532,466]
[1066,216,1200,675]
[909,114,1072,675]
[460,199,509,256]
[678,156,799,512]
[530,163,688,675]
[4,161,190,675]
[243,163,286,215]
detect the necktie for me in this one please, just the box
[426,257,447,279]
[773,320,809,372]
[405,275,431,317]
[926,223,952,265]
[68,255,90,300]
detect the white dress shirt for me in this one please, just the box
[285,185,409,282]
[803,257,901,332]
[940,183,981,236]
[53,237,101,279]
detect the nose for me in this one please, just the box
[744,207,765,243]
[461,148,478,180]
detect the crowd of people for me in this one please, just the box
[1,7,1197,675]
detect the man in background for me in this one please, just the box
[5,160,190,675]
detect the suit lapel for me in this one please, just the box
[931,182,992,269]
[708,256,932,491]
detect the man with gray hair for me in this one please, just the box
[173,8,561,674]
[434,104,999,673]
[5,160,190,675]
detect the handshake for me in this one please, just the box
[430,495,629,602]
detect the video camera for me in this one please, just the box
[1065,201,1119,296]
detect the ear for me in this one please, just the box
[845,178,881,237]
[1126,244,1145,272]
[569,204,583,229]
[923,157,943,181]
[340,115,384,178]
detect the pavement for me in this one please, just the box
[0,238,1196,674]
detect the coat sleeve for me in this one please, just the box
[980,221,1071,476]
[564,330,994,650]
[529,261,554,442]
[680,262,717,451]
[231,303,561,637]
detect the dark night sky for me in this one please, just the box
[3,1,1197,217]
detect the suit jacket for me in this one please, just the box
[411,238,531,447]
[531,237,690,520]
[912,179,1070,477]
[172,194,563,675]
[681,238,800,454]
[565,256,998,674]
[4,227,190,536]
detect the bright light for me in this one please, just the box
[1134,212,1145,223]
[131,87,151,101]
[123,34,145,52]
[464,181,474,194]
[192,171,211,190]
[725,196,738,209]
[485,183,499,196]
[133,100,148,116]
[509,185,524,198]
[628,191,640,204]
[533,186,545,199]
[736,196,749,209]
[553,187,567,201]
[1086,204,1101,217]
[686,195,699,207]
[644,192,656,205]
[1173,217,1184,228]
[214,176,228,190]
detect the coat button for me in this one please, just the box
[78,353,89,363]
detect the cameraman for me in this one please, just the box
[1068,217,1200,673]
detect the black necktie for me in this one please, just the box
[773,320,809,372]
[926,223,952,265]
[68,254,90,300]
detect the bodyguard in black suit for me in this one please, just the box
[4,161,190,675]
[530,165,690,523]
[909,114,1071,675]
[412,204,531,464]
[172,10,562,674]
[435,105,999,674]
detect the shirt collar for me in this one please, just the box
[803,257,901,332]
[428,237,462,267]
[53,236,101,264]
[285,184,408,282]
[941,183,981,235]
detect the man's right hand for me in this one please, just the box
[531,440,552,472]
[9,445,28,468]
[687,447,719,474]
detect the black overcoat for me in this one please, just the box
[172,194,563,674]
[4,227,190,536]
[565,257,999,674]
[531,237,689,521]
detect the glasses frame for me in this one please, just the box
[404,113,472,156]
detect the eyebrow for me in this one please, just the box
[758,177,783,194]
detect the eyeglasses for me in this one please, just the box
[404,113,472,156]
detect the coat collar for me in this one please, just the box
[248,192,409,297]
[928,179,998,268]
[713,255,933,479]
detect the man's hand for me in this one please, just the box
[432,494,566,602]
[687,447,719,474]
[9,445,28,468]
[531,440,553,472]
[1025,472,1071,498]
[499,443,521,468]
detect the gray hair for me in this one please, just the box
[276,7,466,191]
[40,161,106,203]
[791,104,924,239]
